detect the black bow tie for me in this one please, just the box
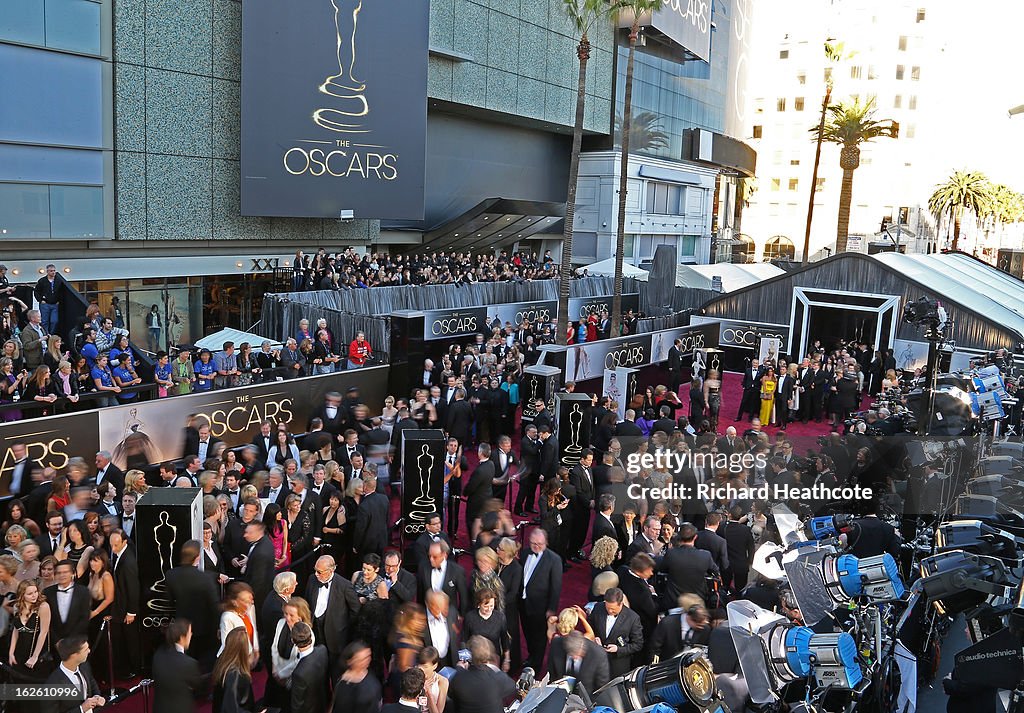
[58,587,73,594]
[229,490,238,495]
[433,567,443,572]
[319,580,331,589]
[123,515,133,521]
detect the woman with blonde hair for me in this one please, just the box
[269,596,314,703]
[389,602,426,689]
[589,535,619,577]
[124,469,148,497]
[547,605,595,642]
[471,546,504,612]
[8,579,51,680]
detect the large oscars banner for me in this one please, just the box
[241,0,428,219]
[0,412,99,497]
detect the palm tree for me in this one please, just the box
[611,0,660,338]
[615,111,670,152]
[803,41,851,263]
[928,170,993,252]
[557,0,621,346]
[811,96,897,253]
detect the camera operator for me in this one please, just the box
[844,498,900,559]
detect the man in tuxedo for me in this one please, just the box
[417,540,469,614]
[716,426,741,458]
[445,388,474,448]
[614,411,645,457]
[309,391,346,438]
[448,636,517,713]
[695,513,730,576]
[310,463,339,503]
[736,358,763,421]
[538,425,559,484]
[92,451,125,494]
[307,555,362,677]
[411,513,451,571]
[660,524,720,606]
[223,498,260,577]
[616,553,659,664]
[650,601,711,660]
[5,441,32,499]
[568,449,596,561]
[35,511,65,558]
[166,540,220,670]
[723,506,756,592]
[623,515,665,564]
[667,338,683,392]
[490,435,518,503]
[109,530,141,677]
[548,631,610,694]
[800,361,827,423]
[45,561,91,645]
[41,636,104,713]
[152,619,202,713]
[442,438,468,540]
[514,424,542,516]
[463,444,496,535]
[241,520,276,611]
[383,549,417,611]
[354,475,390,558]
[776,366,794,430]
[119,492,138,541]
[519,529,562,669]
[337,429,368,470]
[424,590,462,667]
[289,622,329,713]
[531,399,553,434]
[592,494,618,546]
[250,420,275,464]
[260,468,289,510]
[385,668,427,713]
[183,423,222,465]
[588,588,644,677]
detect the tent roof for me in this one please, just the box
[194,327,280,352]
[679,262,785,292]
[582,258,649,278]
[870,251,1024,340]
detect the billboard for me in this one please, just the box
[691,316,791,352]
[0,412,99,497]
[652,0,713,62]
[241,0,428,219]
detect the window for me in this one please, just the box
[733,234,755,264]
[909,95,917,110]
[790,159,800,166]
[794,97,805,111]
[917,8,926,22]
[893,95,902,109]
[898,36,907,51]
[776,97,786,112]
[771,178,781,191]
[573,232,598,259]
[911,66,921,81]
[896,65,905,80]
[797,72,806,85]
[779,49,789,59]
[788,178,799,192]
[0,0,102,55]
[764,236,796,261]
[644,182,684,215]
[752,125,763,139]
[850,66,862,79]
[815,178,826,192]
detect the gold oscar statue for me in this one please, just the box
[314,0,370,133]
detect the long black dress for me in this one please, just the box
[463,608,508,659]
[689,383,704,425]
[498,559,523,670]
[10,611,51,683]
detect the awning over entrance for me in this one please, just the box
[420,198,565,252]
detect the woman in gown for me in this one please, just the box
[759,368,778,425]
[351,553,390,679]
[8,580,52,691]
[688,378,704,425]
[263,504,290,569]
[702,369,722,433]
[86,550,115,686]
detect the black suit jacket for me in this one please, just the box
[40,661,100,713]
[243,536,276,610]
[445,400,474,443]
[305,573,362,656]
[588,602,644,676]
[388,568,417,611]
[291,645,329,713]
[153,644,202,713]
[182,434,223,461]
[721,520,755,574]
[259,485,290,510]
[667,345,683,371]
[520,436,542,476]
[416,558,470,614]
[35,531,63,559]
[715,436,742,458]
[353,491,390,556]
[44,583,90,643]
[166,564,221,638]
[659,546,719,605]
[539,437,559,479]
[448,664,517,713]
[412,532,452,571]
[519,548,562,614]
[251,433,274,463]
[94,463,125,494]
[111,546,139,618]
[650,612,711,661]
[694,529,730,573]
[547,635,610,694]
[569,464,595,506]
[313,404,347,436]
[616,567,659,638]
[463,461,495,523]
[592,513,617,546]
[337,443,368,470]
[424,604,463,667]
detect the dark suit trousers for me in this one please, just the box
[447,478,462,539]
[514,472,539,513]
[112,618,142,675]
[776,396,790,428]
[520,603,548,669]
[569,504,591,555]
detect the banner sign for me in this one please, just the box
[565,323,718,382]
[0,412,100,498]
[566,293,639,322]
[97,366,389,468]
[241,0,428,219]
[489,300,556,331]
[652,0,712,62]
[691,316,790,352]
[423,307,488,342]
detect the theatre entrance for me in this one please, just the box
[789,288,901,361]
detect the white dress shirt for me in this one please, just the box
[605,614,617,640]
[56,585,74,622]
[314,580,331,618]
[522,552,540,599]
[428,614,450,657]
[430,561,447,593]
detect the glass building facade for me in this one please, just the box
[0,0,112,241]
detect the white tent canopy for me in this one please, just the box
[194,327,281,352]
[581,259,784,292]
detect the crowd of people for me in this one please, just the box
[0,315,918,713]
[288,248,560,291]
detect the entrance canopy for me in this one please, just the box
[195,327,280,352]
[419,198,564,253]
[583,259,783,292]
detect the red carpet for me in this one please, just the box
[106,370,850,711]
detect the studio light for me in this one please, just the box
[919,550,1013,615]
[785,550,907,625]
[591,651,726,713]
